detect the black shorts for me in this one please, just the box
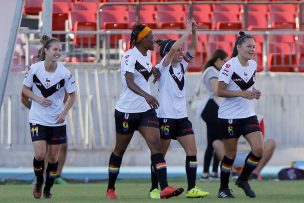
[219,116,261,139]
[159,117,194,140]
[201,99,221,143]
[115,109,159,135]
[30,123,67,144]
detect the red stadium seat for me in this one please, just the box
[69,11,97,46]
[269,42,294,54]
[99,11,128,29]
[192,4,212,13]
[213,12,242,30]
[268,53,297,72]
[24,0,43,15]
[192,12,212,30]
[269,12,297,30]
[248,4,269,12]
[248,12,269,30]
[53,3,70,31]
[71,2,98,13]
[207,41,233,57]
[213,4,242,13]
[269,4,298,13]
[157,4,186,13]
[156,12,185,29]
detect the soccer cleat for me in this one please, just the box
[106,188,118,200]
[149,188,160,199]
[33,183,43,199]
[54,177,68,185]
[160,186,184,199]
[43,190,52,199]
[235,179,256,198]
[186,186,209,198]
[218,189,235,198]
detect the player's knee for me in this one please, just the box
[35,152,47,160]
[253,146,263,157]
[113,148,126,157]
[266,139,276,151]
[185,147,197,156]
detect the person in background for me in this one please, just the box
[199,49,228,181]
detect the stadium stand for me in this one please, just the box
[18,0,304,72]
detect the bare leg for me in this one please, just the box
[212,139,225,161]
[254,139,276,175]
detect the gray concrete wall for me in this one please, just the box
[1,69,304,167]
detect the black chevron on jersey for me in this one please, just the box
[135,61,152,81]
[33,74,65,98]
[231,71,255,90]
[169,63,185,91]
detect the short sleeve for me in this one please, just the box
[23,65,34,88]
[218,62,233,84]
[122,53,136,74]
[155,57,170,73]
[64,71,77,93]
[203,67,218,87]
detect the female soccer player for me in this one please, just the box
[22,35,76,199]
[105,24,183,200]
[200,49,228,180]
[149,19,209,199]
[217,31,263,198]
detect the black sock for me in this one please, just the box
[107,153,122,190]
[186,156,197,191]
[150,164,158,191]
[212,154,220,174]
[151,153,168,190]
[203,145,213,174]
[220,156,234,190]
[44,162,58,192]
[33,157,44,185]
[238,151,261,181]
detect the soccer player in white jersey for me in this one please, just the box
[22,35,76,199]
[105,24,183,200]
[217,31,263,198]
[149,19,209,199]
[200,49,228,181]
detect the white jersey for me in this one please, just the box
[156,57,189,119]
[202,66,218,99]
[218,57,257,119]
[23,61,77,126]
[115,47,153,113]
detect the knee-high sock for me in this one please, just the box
[238,151,261,181]
[33,157,44,185]
[44,162,58,192]
[150,164,159,190]
[220,156,234,190]
[186,156,197,191]
[151,153,168,190]
[107,153,122,190]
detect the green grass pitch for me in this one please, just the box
[0,178,303,203]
